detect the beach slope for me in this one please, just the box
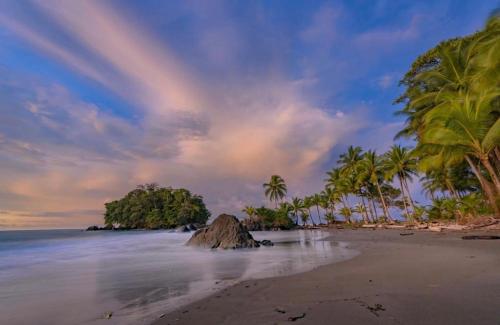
[154,229,500,325]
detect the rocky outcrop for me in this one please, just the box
[241,217,263,231]
[186,214,260,249]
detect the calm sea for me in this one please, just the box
[0,229,356,324]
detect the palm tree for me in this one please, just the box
[303,196,316,226]
[358,150,394,222]
[312,193,323,224]
[337,146,363,174]
[384,145,418,220]
[419,91,500,212]
[263,175,287,208]
[326,168,356,218]
[339,207,353,224]
[290,197,304,225]
[300,211,310,226]
[322,187,340,216]
[242,206,257,219]
[395,16,500,215]
[353,203,368,223]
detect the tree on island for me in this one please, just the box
[104,184,210,229]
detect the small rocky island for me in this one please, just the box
[187,214,270,249]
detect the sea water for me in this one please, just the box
[0,229,356,324]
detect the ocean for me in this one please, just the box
[0,229,356,324]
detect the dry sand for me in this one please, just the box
[153,229,500,325]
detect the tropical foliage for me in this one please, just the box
[396,12,500,217]
[239,14,499,226]
[104,184,210,229]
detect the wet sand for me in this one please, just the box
[153,229,500,325]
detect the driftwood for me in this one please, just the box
[288,313,306,322]
[462,235,500,240]
[384,225,407,229]
[400,232,414,236]
[469,218,499,229]
[428,226,443,232]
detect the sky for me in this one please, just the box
[0,0,498,229]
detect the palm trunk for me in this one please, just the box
[375,181,393,222]
[360,196,370,223]
[370,197,379,222]
[465,155,500,215]
[494,148,500,169]
[366,197,375,222]
[315,205,322,225]
[430,190,436,202]
[446,181,460,200]
[402,177,416,214]
[445,182,464,223]
[399,176,411,221]
[480,156,500,194]
[308,208,316,226]
[340,196,351,224]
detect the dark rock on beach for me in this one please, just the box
[176,225,191,233]
[187,214,260,249]
[259,239,274,246]
[86,225,113,231]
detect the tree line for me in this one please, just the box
[243,13,499,226]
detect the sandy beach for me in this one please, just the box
[154,229,500,325]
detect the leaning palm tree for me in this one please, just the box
[290,197,304,225]
[383,145,418,219]
[395,15,500,215]
[358,150,394,222]
[322,187,340,216]
[300,211,310,226]
[418,90,500,213]
[312,193,323,224]
[263,175,287,208]
[303,196,316,226]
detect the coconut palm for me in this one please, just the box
[337,146,363,174]
[339,206,353,224]
[383,145,418,219]
[358,150,394,222]
[312,193,323,224]
[300,211,310,226]
[263,175,287,208]
[290,197,304,225]
[303,196,316,226]
[322,187,340,216]
[396,14,500,215]
[242,206,257,219]
[353,203,368,223]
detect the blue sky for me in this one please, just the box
[0,0,498,228]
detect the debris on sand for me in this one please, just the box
[288,313,306,321]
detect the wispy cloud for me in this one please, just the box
[0,1,364,227]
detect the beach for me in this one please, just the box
[155,229,500,325]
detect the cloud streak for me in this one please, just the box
[0,0,364,228]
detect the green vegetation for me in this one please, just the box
[104,183,210,229]
[396,12,500,219]
[242,13,499,225]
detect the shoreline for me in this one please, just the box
[153,229,500,325]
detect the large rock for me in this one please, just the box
[186,214,260,249]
